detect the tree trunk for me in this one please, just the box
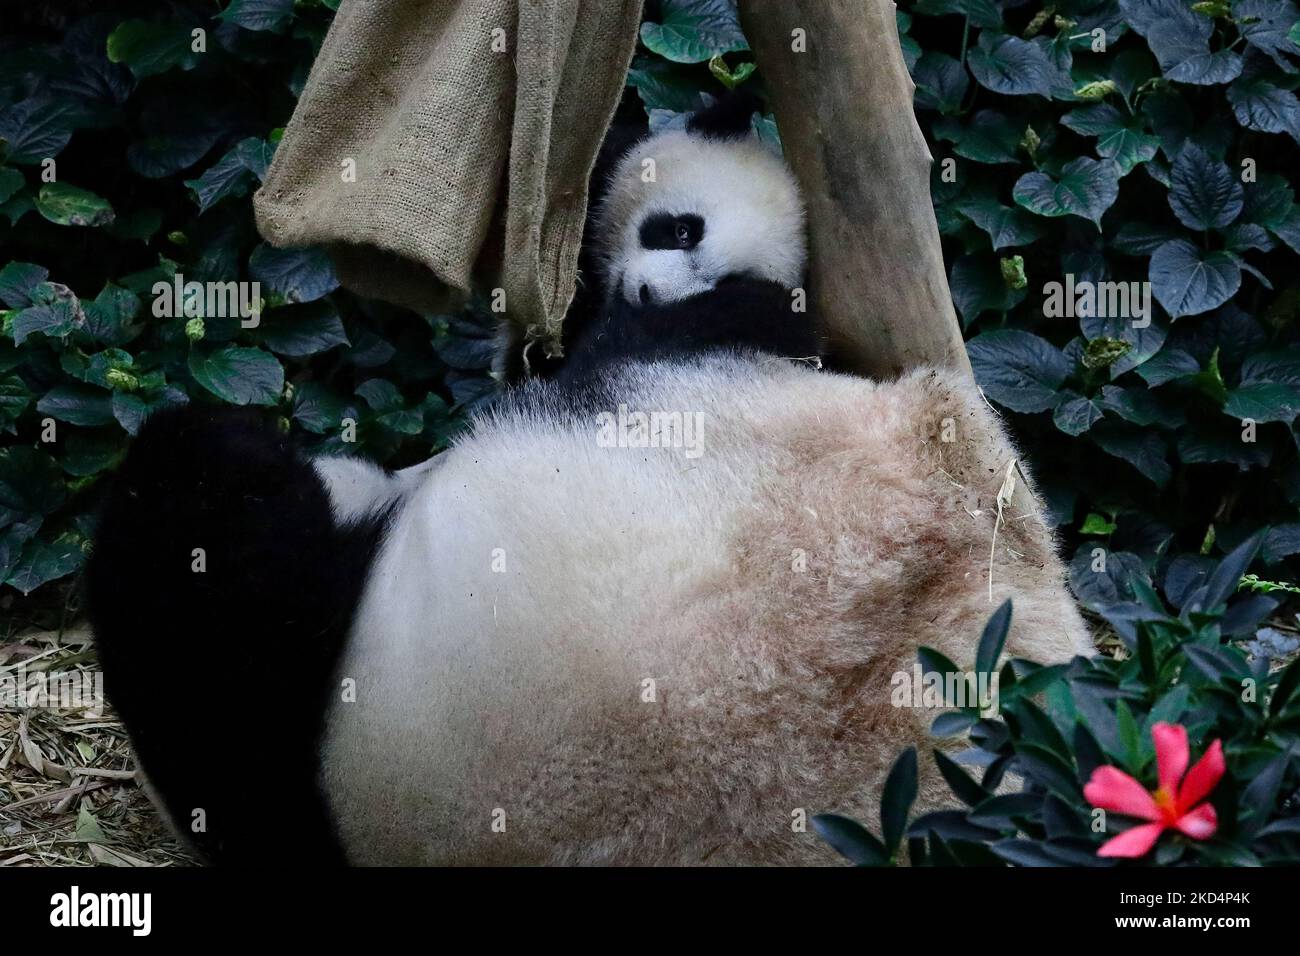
[738,0,969,380]
[740,0,1050,518]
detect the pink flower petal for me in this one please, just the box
[1152,722,1189,797]
[1178,739,1225,812]
[1098,823,1165,858]
[1084,766,1161,821]
[1174,802,1218,841]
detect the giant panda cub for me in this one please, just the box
[88,96,1090,866]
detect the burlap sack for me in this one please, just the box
[254,0,644,351]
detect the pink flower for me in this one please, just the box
[1083,722,1225,859]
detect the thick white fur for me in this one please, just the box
[594,129,807,305]
[317,356,1090,865]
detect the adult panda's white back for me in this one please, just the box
[319,356,1090,864]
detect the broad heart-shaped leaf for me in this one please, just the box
[1235,0,1300,73]
[967,33,1055,97]
[1053,392,1104,435]
[948,255,1026,326]
[1243,173,1296,228]
[184,137,275,213]
[954,195,1045,249]
[254,301,349,357]
[932,110,1023,165]
[0,96,76,165]
[1068,544,1150,610]
[1013,158,1120,228]
[1225,350,1300,423]
[187,346,283,406]
[82,283,141,346]
[219,0,295,33]
[0,168,23,205]
[810,814,889,866]
[36,384,115,427]
[6,531,84,596]
[0,446,66,516]
[1149,239,1241,318]
[1120,0,1243,85]
[967,330,1071,413]
[1060,103,1159,175]
[1227,74,1300,144]
[1168,142,1243,230]
[880,747,918,856]
[912,51,969,114]
[106,20,203,79]
[912,0,1002,28]
[1089,422,1172,487]
[626,57,706,114]
[0,262,50,308]
[248,243,339,304]
[34,183,114,227]
[639,0,748,64]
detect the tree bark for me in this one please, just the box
[739,0,1052,519]
[738,0,969,380]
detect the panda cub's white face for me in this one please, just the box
[593,128,807,306]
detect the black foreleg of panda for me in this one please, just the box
[557,277,823,385]
[86,405,389,865]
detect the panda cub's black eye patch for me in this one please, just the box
[639,213,704,251]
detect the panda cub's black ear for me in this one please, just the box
[686,88,762,140]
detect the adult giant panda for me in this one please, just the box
[87,96,1090,866]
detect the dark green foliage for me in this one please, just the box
[818,540,1300,866]
[0,2,491,609]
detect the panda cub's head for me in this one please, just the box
[593,95,807,308]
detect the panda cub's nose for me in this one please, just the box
[639,284,651,305]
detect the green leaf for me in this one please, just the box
[880,747,919,856]
[0,168,23,205]
[1122,0,1243,85]
[248,243,340,304]
[1149,239,1241,318]
[0,262,50,308]
[933,749,989,807]
[933,110,1022,165]
[626,57,706,114]
[106,19,202,79]
[1234,0,1300,72]
[1013,157,1120,228]
[12,292,82,346]
[639,0,748,64]
[355,378,403,412]
[1228,74,1300,144]
[292,382,353,435]
[1089,424,1172,486]
[1060,103,1160,175]
[0,446,66,515]
[1080,512,1117,535]
[0,97,76,165]
[954,194,1046,250]
[975,599,1012,676]
[219,0,296,33]
[187,347,284,406]
[35,183,114,227]
[913,51,969,114]
[1053,392,1104,435]
[82,284,141,346]
[36,385,116,427]
[6,530,84,595]
[184,137,276,213]
[968,33,1055,97]
[810,814,889,866]
[255,301,349,357]
[1168,142,1242,230]
[949,255,1027,326]
[967,330,1071,413]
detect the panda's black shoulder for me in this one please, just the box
[557,277,821,386]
